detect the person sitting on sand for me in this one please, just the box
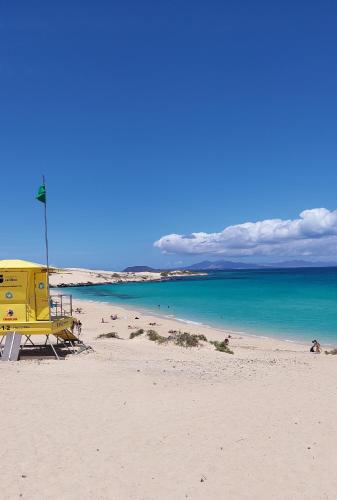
[310,340,321,353]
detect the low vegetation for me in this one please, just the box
[174,332,208,347]
[129,325,233,354]
[111,273,122,278]
[146,329,167,344]
[325,348,337,355]
[174,332,199,347]
[97,332,120,339]
[129,328,144,339]
[196,334,208,342]
[210,340,234,354]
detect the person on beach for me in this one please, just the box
[310,340,321,353]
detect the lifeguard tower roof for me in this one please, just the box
[0,260,57,271]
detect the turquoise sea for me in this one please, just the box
[66,268,337,344]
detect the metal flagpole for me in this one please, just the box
[42,175,51,320]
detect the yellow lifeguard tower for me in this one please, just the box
[0,259,81,360]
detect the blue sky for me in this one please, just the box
[1,0,336,269]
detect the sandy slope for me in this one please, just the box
[1,298,337,500]
[49,267,202,287]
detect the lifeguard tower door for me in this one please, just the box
[0,270,28,323]
[34,272,49,320]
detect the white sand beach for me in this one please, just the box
[1,295,337,500]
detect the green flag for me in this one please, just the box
[36,184,46,203]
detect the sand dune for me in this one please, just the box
[49,267,202,287]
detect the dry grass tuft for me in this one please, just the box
[146,330,167,344]
[174,332,201,348]
[97,332,120,339]
[325,348,337,355]
[196,334,208,342]
[129,329,144,339]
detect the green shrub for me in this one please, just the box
[97,332,120,339]
[147,330,167,344]
[196,334,208,342]
[129,329,144,339]
[210,340,234,354]
[174,332,200,348]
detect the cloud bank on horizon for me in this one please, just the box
[154,208,337,260]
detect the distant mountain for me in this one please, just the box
[185,260,264,270]
[123,266,158,272]
[124,262,264,272]
[186,259,337,270]
[124,260,337,273]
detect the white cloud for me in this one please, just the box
[154,208,337,259]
